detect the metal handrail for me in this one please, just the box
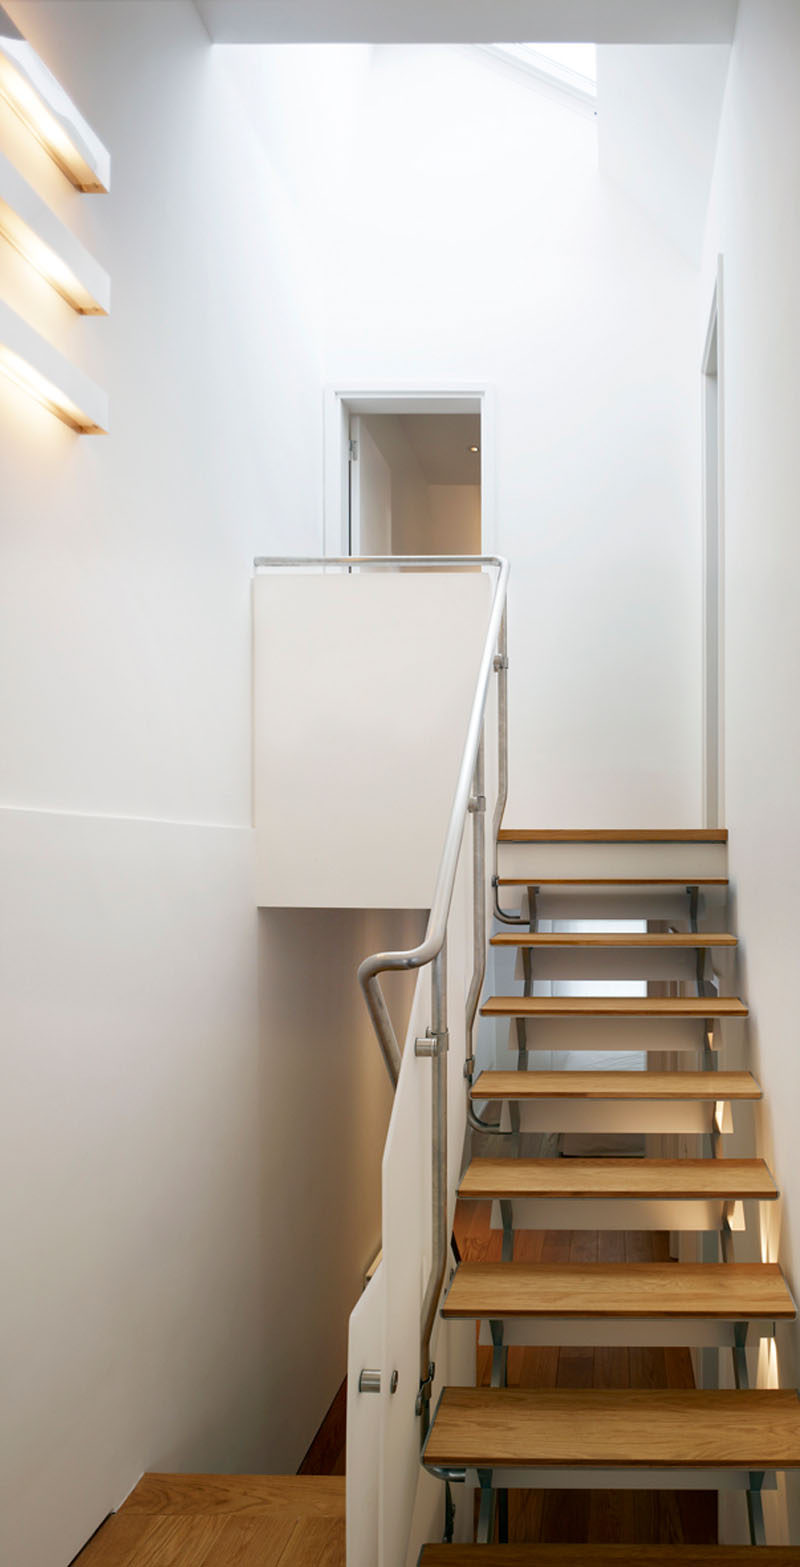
[254,552,510,1438]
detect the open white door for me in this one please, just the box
[350,416,392,555]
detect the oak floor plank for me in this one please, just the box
[73,1515,155,1567]
[109,1516,229,1567]
[279,1517,345,1565]
[200,1517,297,1567]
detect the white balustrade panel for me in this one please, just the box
[347,1263,385,1566]
[253,570,490,909]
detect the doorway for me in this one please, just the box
[349,412,481,556]
[702,262,724,828]
[323,387,493,558]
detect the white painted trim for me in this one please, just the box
[0,295,107,432]
[322,382,496,556]
[0,150,109,313]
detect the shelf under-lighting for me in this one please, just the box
[0,151,109,312]
[0,6,109,193]
[0,295,107,432]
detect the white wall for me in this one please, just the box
[428,484,481,554]
[701,0,800,1542]
[0,5,421,1564]
[361,413,433,553]
[599,44,731,265]
[230,43,704,826]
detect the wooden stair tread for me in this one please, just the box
[497,877,729,886]
[491,932,736,948]
[498,829,729,843]
[424,1387,800,1469]
[459,1157,778,1200]
[419,1547,800,1564]
[441,1262,795,1319]
[471,1070,761,1101]
[480,996,747,1018]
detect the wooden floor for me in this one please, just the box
[76,1212,716,1563]
[454,1200,718,1547]
[73,1475,345,1566]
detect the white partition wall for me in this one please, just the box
[253,569,490,908]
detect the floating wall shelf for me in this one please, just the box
[0,6,110,193]
[0,295,107,432]
[0,151,109,312]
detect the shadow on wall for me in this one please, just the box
[255,905,426,1470]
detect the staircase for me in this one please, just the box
[417,828,800,1558]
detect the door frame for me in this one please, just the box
[701,258,725,829]
[322,383,496,557]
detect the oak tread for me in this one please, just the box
[419,1548,800,1564]
[441,1262,795,1320]
[471,1070,761,1101]
[424,1387,800,1469]
[458,1157,778,1201]
[490,932,736,948]
[480,996,747,1018]
[497,878,729,886]
[498,830,729,843]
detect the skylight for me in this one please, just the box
[486,42,597,109]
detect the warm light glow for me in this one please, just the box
[0,197,105,312]
[0,340,105,432]
[0,37,109,192]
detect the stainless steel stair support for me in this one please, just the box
[729,1320,769,1546]
[476,1470,495,1544]
[261,554,509,1439]
[489,1318,507,1387]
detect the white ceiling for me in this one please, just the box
[194,0,738,45]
